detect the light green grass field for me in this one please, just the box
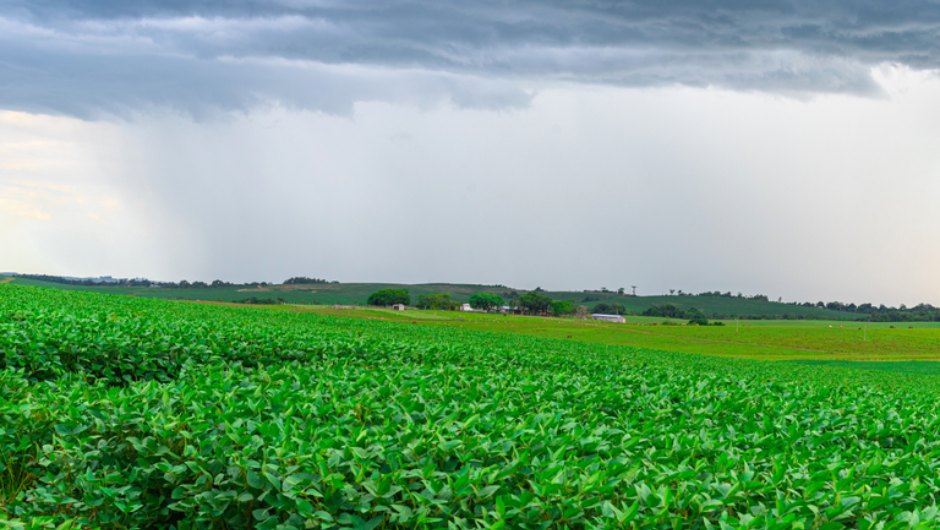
[293,305,940,361]
[790,360,940,375]
[12,279,940,361]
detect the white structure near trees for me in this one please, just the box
[591,313,625,323]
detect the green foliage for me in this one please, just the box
[366,288,410,307]
[593,302,626,315]
[550,300,575,317]
[13,278,867,320]
[415,293,458,310]
[517,291,553,315]
[643,303,687,318]
[233,297,285,305]
[3,284,940,528]
[686,307,709,325]
[468,293,504,311]
[283,277,330,285]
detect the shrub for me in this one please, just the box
[593,303,626,315]
[416,293,459,310]
[469,293,505,311]
[366,288,410,306]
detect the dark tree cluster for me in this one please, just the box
[642,304,687,318]
[517,291,553,315]
[469,293,504,311]
[642,304,720,325]
[551,300,575,316]
[13,273,267,289]
[171,280,268,289]
[367,289,410,307]
[416,293,458,310]
[592,303,626,315]
[15,273,152,287]
[283,277,333,285]
[779,299,940,322]
[233,297,285,305]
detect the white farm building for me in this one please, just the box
[591,313,625,323]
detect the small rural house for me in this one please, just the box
[460,303,473,312]
[392,304,406,311]
[591,313,625,323]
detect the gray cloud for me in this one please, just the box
[3,1,940,116]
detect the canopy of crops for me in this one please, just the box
[1,284,939,528]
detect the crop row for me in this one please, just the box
[2,285,940,528]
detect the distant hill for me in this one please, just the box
[10,277,862,320]
[546,290,861,320]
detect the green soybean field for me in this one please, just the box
[2,284,940,529]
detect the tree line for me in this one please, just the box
[12,274,336,290]
[12,274,940,322]
[366,289,577,316]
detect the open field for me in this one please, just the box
[294,306,940,361]
[791,360,940,376]
[2,283,940,528]
[8,277,861,321]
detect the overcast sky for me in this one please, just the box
[2,1,940,304]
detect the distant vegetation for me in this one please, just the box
[516,291,553,315]
[12,273,255,289]
[592,302,626,315]
[550,300,575,317]
[822,302,940,322]
[233,296,285,305]
[641,304,722,326]
[310,302,940,361]
[366,288,410,307]
[469,292,504,311]
[642,304,691,319]
[9,273,940,322]
[283,276,335,285]
[415,293,458,310]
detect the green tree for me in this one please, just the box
[686,308,709,326]
[367,288,410,306]
[551,300,575,317]
[469,293,504,311]
[593,303,626,315]
[284,277,328,285]
[643,304,685,318]
[416,293,458,310]
[518,291,553,315]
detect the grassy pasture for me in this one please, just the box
[297,306,940,361]
[792,360,940,376]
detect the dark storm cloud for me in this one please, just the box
[2,0,940,115]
